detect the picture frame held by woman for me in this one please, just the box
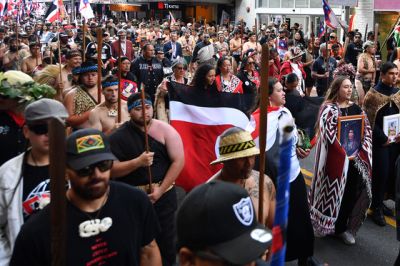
[337,114,365,159]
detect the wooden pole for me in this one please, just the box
[364,23,368,43]
[82,20,86,62]
[325,29,330,89]
[140,84,153,194]
[49,117,66,266]
[380,15,400,52]
[50,46,53,65]
[372,23,379,86]
[342,37,350,60]
[254,18,257,38]
[117,40,122,123]
[96,27,103,103]
[258,44,270,223]
[58,34,63,84]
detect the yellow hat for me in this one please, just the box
[210,128,260,165]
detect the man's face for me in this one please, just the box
[381,67,399,86]
[25,27,32,34]
[67,56,82,68]
[354,34,362,44]
[348,130,354,141]
[250,35,256,42]
[23,123,50,154]
[223,155,255,180]
[203,34,210,44]
[67,161,111,200]
[30,45,40,56]
[103,85,118,104]
[144,45,155,58]
[129,103,153,126]
[119,32,126,41]
[171,33,178,42]
[81,72,97,88]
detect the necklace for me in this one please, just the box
[104,103,118,117]
[30,151,38,167]
[68,188,113,238]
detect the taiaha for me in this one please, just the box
[254,18,257,38]
[117,40,122,123]
[96,27,103,103]
[258,44,270,223]
[380,15,400,52]
[371,23,379,87]
[49,117,67,266]
[364,23,368,42]
[82,20,86,62]
[140,83,153,194]
[342,36,350,60]
[50,46,53,65]
[57,33,63,85]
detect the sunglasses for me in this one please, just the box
[247,61,255,65]
[75,160,113,177]
[28,124,48,135]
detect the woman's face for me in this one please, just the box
[174,64,186,77]
[220,59,231,75]
[245,58,256,72]
[348,130,354,141]
[206,69,216,86]
[295,32,301,40]
[338,79,353,102]
[269,82,286,106]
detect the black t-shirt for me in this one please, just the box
[11,182,160,266]
[312,56,337,91]
[22,163,50,221]
[0,111,26,166]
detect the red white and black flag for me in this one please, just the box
[45,0,63,23]
[168,81,255,191]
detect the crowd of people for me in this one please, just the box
[1,12,400,266]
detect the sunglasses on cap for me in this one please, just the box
[74,160,113,177]
[330,36,336,39]
[28,124,48,135]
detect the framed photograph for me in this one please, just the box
[383,114,400,143]
[337,115,365,159]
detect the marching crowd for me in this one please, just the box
[1,13,400,266]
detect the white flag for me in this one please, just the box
[79,0,94,21]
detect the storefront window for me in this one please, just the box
[258,0,268,8]
[282,0,294,8]
[295,0,308,8]
[269,0,280,8]
[309,0,320,8]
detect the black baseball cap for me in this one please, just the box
[177,180,272,265]
[66,129,117,170]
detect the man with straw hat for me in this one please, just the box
[208,127,276,230]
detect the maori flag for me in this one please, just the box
[45,0,63,23]
[322,0,340,29]
[168,81,255,191]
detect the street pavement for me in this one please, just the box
[290,149,399,266]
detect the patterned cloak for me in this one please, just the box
[308,103,372,236]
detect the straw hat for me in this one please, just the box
[210,128,260,165]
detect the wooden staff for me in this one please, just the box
[140,83,153,194]
[364,23,368,42]
[82,20,86,62]
[258,44,270,223]
[204,18,207,33]
[380,15,400,52]
[49,117,66,266]
[57,33,63,84]
[117,39,122,123]
[342,37,350,61]
[372,23,379,87]
[50,46,53,65]
[254,18,257,37]
[96,27,103,103]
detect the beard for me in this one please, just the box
[71,178,109,200]
[10,46,20,52]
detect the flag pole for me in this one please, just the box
[324,27,330,90]
[372,23,379,87]
[258,43,270,223]
[140,83,153,194]
[82,19,86,62]
[96,27,103,103]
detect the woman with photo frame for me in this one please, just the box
[309,76,372,245]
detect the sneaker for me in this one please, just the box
[340,231,355,245]
[371,208,386,227]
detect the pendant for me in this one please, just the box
[108,109,118,117]
[79,217,113,238]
